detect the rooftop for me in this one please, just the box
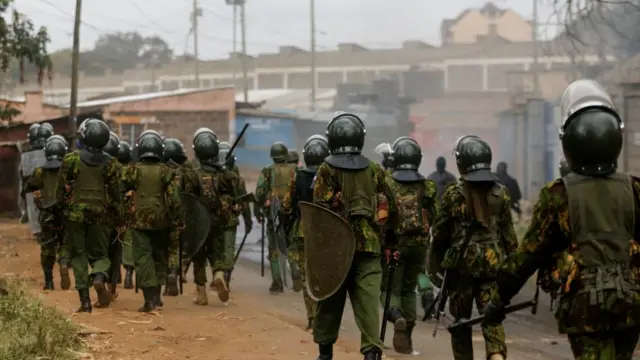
[74,87,232,108]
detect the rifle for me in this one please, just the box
[427,228,474,338]
[380,254,398,342]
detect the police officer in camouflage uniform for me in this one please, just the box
[216,141,252,288]
[25,135,70,291]
[56,118,123,312]
[428,135,518,360]
[483,79,640,360]
[381,137,438,355]
[280,134,329,331]
[312,113,398,360]
[102,132,124,297]
[122,130,182,312]
[190,128,238,305]
[116,141,136,290]
[162,137,198,295]
[19,123,52,225]
[255,141,298,293]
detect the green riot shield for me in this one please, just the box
[181,192,212,265]
[299,201,356,301]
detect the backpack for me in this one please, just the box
[198,169,222,216]
[393,180,428,236]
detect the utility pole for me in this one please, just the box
[192,0,201,86]
[69,0,82,148]
[232,4,238,82]
[310,0,316,111]
[240,1,248,102]
[532,0,539,95]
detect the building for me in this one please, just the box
[0,91,66,126]
[441,2,534,45]
[6,35,615,104]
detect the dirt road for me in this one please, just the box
[0,221,585,359]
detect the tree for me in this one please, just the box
[0,0,52,120]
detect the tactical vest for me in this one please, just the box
[388,178,429,237]
[340,166,376,219]
[443,183,506,279]
[563,172,638,303]
[41,169,59,206]
[270,163,296,201]
[133,164,169,229]
[73,161,106,206]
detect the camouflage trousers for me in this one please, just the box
[38,231,69,270]
[380,245,426,324]
[289,239,317,320]
[121,229,134,268]
[192,224,225,286]
[131,228,169,289]
[448,278,506,360]
[314,252,384,354]
[67,220,111,290]
[222,227,237,271]
[567,328,640,360]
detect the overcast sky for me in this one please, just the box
[14,0,560,60]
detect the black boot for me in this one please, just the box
[269,280,284,294]
[76,289,92,313]
[363,349,381,360]
[93,273,111,308]
[43,269,54,291]
[155,285,164,307]
[138,287,156,313]
[124,266,134,289]
[388,308,409,353]
[317,343,333,360]
[165,268,179,296]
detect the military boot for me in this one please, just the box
[213,271,230,303]
[155,285,164,307]
[123,266,134,289]
[194,285,208,305]
[138,287,156,313]
[92,273,111,308]
[59,264,71,290]
[388,308,409,354]
[43,269,54,291]
[317,343,333,360]
[401,322,419,355]
[363,349,381,360]
[165,268,179,296]
[269,259,284,294]
[76,289,92,313]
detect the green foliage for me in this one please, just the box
[0,277,82,360]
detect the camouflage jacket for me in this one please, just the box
[313,162,397,254]
[167,160,199,194]
[121,162,183,230]
[56,151,123,224]
[491,178,640,334]
[254,163,298,221]
[192,164,238,226]
[385,175,438,247]
[429,180,518,280]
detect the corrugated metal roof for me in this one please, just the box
[75,87,230,108]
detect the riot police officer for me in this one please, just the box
[103,132,120,157]
[117,141,133,165]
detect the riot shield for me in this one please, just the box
[299,201,356,301]
[181,192,212,264]
[20,149,46,178]
[25,193,41,234]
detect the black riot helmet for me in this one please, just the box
[103,132,120,157]
[392,137,422,170]
[302,135,329,169]
[287,149,299,164]
[40,122,54,133]
[218,148,236,169]
[44,136,68,161]
[136,130,164,161]
[559,79,623,176]
[78,118,110,152]
[453,135,496,182]
[116,141,132,164]
[37,123,54,141]
[325,112,366,155]
[163,137,188,164]
[28,123,40,143]
[193,129,220,162]
[559,157,571,177]
[48,134,68,147]
[270,141,288,162]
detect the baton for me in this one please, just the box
[226,123,249,160]
[380,256,398,341]
[260,220,265,277]
[447,299,537,331]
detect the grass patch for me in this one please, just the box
[0,277,82,360]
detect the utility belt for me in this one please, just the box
[577,265,640,305]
